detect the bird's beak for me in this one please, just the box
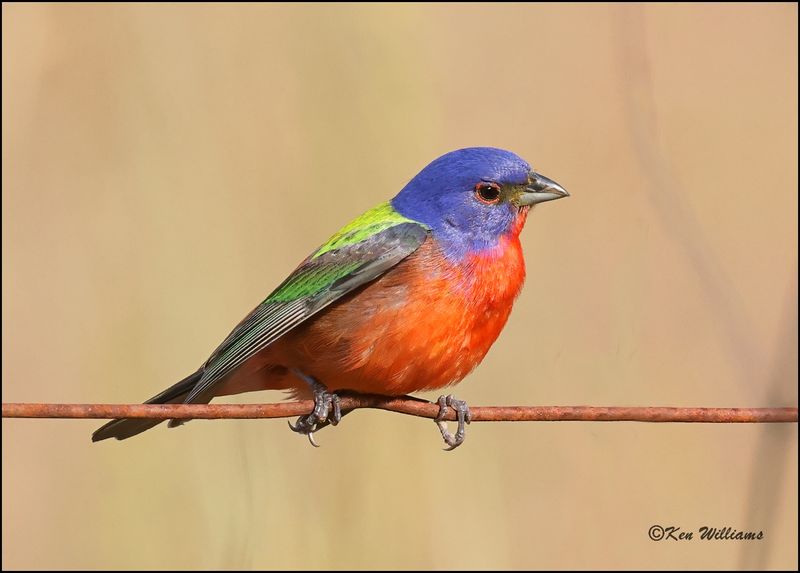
[517,172,569,206]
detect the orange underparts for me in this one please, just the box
[217,215,528,399]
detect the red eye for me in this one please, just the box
[475,182,502,204]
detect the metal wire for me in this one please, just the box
[2,399,797,423]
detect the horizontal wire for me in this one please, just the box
[2,399,797,423]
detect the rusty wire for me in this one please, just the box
[2,398,797,423]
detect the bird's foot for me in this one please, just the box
[288,371,341,447]
[434,394,471,451]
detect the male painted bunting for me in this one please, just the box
[92,147,568,449]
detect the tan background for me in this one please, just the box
[2,3,797,570]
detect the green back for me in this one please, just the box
[268,202,419,302]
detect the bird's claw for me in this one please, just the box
[434,394,471,451]
[288,385,342,447]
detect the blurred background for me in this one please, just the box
[2,3,797,570]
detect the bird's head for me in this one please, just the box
[391,147,568,261]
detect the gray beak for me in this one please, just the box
[517,172,569,206]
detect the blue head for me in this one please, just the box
[391,147,568,261]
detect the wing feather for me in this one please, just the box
[184,222,428,402]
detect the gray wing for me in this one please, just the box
[184,222,428,402]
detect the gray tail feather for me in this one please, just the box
[91,368,204,442]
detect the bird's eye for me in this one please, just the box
[474,182,502,205]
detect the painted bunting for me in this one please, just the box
[92,147,568,449]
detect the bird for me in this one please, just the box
[92,147,568,449]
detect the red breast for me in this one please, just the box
[271,222,527,396]
[215,214,528,399]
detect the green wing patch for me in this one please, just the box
[269,202,421,303]
[267,261,362,303]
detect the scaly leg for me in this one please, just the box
[434,394,472,451]
[287,370,342,447]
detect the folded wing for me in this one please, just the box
[185,221,429,402]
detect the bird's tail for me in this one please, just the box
[91,368,204,442]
